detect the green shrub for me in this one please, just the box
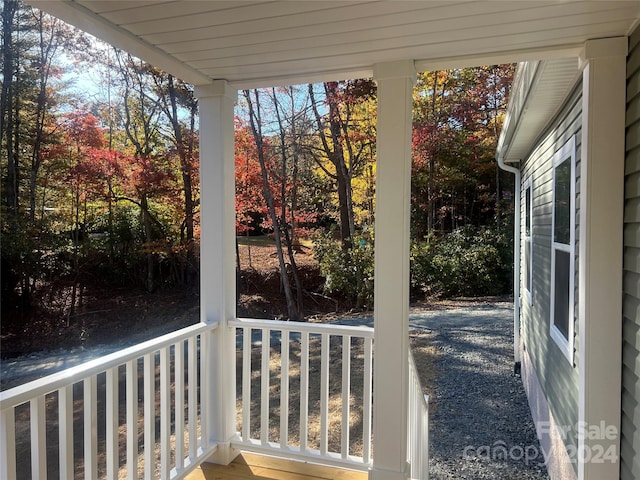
[312,228,374,309]
[313,224,511,305]
[411,226,512,297]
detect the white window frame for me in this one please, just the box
[523,176,533,305]
[549,136,576,363]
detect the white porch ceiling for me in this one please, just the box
[27,0,640,88]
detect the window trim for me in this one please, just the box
[523,176,533,306]
[549,136,576,364]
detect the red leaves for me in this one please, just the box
[235,123,268,234]
[64,111,105,150]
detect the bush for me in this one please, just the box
[312,228,374,309]
[411,226,512,297]
[312,224,511,306]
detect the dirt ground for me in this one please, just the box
[0,239,496,360]
[1,242,313,359]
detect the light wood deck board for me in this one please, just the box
[187,452,368,480]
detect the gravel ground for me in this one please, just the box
[411,302,550,480]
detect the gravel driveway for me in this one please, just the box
[410,302,550,480]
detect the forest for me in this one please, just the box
[1,1,515,353]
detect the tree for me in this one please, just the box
[151,71,199,247]
[411,66,515,239]
[1,0,19,222]
[242,89,303,321]
[114,50,174,292]
[307,80,376,250]
[235,123,265,236]
[64,111,107,318]
[1,1,88,308]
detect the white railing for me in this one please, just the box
[0,322,216,480]
[229,318,374,471]
[408,349,430,480]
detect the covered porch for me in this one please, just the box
[2,2,639,479]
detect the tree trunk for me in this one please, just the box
[167,75,195,244]
[2,1,18,219]
[272,87,304,320]
[141,195,155,292]
[244,89,300,321]
[29,11,57,223]
[308,82,355,250]
[427,71,439,233]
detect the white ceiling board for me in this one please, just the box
[27,1,640,87]
[158,2,503,55]
[84,1,171,15]
[182,8,635,70]
[141,2,423,46]
[173,3,551,62]
[96,1,245,24]
[119,2,337,36]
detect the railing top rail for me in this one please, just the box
[408,349,430,411]
[229,317,374,338]
[1,322,216,410]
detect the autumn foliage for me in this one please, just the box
[2,1,516,325]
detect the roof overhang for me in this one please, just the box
[496,57,582,164]
[26,1,640,89]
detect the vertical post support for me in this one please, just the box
[370,60,415,480]
[194,80,239,465]
[578,36,626,480]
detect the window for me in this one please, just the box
[523,177,533,305]
[550,136,576,363]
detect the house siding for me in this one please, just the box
[521,83,582,468]
[621,24,640,480]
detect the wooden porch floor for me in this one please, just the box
[186,452,368,480]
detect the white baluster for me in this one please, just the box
[341,335,351,459]
[363,337,373,464]
[187,336,197,459]
[30,396,46,479]
[260,329,270,445]
[300,331,309,452]
[106,367,119,480]
[1,407,16,480]
[143,353,154,480]
[242,327,251,441]
[126,359,138,480]
[320,332,329,456]
[280,330,290,449]
[160,346,170,479]
[58,385,73,480]
[174,341,185,471]
[84,376,98,480]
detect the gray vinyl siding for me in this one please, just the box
[621,24,640,480]
[520,83,582,465]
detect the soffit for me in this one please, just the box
[497,58,582,163]
[27,0,640,88]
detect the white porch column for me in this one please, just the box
[577,37,626,480]
[370,60,415,480]
[194,80,239,465]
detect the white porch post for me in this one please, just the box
[577,37,626,480]
[194,80,239,465]
[370,60,415,480]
